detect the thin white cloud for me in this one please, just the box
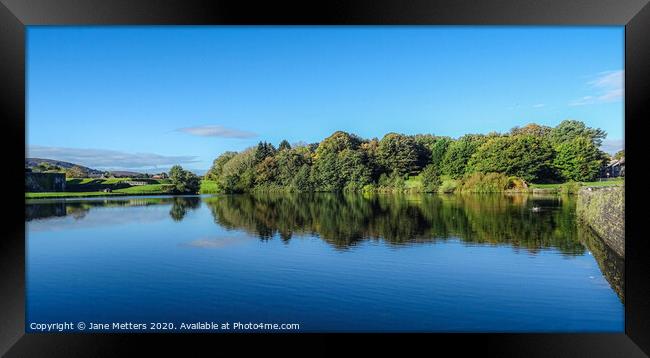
[569,96,595,106]
[569,70,623,106]
[176,125,257,138]
[27,145,199,170]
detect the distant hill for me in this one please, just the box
[108,170,147,177]
[26,158,104,175]
[25,158,144,177]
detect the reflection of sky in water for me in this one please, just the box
[181,236,252,248]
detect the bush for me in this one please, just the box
[559,181,581,194]
[460,172,509,193]
[438,177,459,194]
[199,180,220,194]
[377,172,406,191]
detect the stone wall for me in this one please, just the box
[25,172,66,192]
[576,186,624,257]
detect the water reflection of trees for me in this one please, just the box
[204,193,585,255]
[169,197,201,221]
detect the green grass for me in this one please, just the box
[113,184,171,194]
[25,185,170,199]
[64,177,170,193]
[580,179,625,187]
[527,178,623,194]
[529,178,624,189]
[26,182,173,199]
[26,180,215,199]
[199,180,220,194]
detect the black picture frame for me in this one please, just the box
[1,0,648,356]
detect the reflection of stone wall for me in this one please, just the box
[25,172,66,192]
[25,202,66,221]
[579,223,624,303]
[576,186,624,257]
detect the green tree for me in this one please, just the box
[254,142,277,163]
[255,156,279,185]
[275,147,311,187]
[468,135,556,182]
[510,123,552,137]
[169,165,201,194]
[613,149,625,160]
[553,136,605,182]
[290,165,313,191]
[312,131,367,191]
[219,148,257,193]
[315,131,362,158]
[206,151,237,180]
[550,120,607,147]
[429,137,452,173]
[420,164,441,192]
[339,149,372,191]
[441,135,486,179]
[360,138,381,180]
[278,139,292,151]
[377,133,421,177]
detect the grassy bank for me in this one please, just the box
[26,176,624,198]
[26,177,176,199]
[528,178,624,194]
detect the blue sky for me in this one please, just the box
[27,26,624,174]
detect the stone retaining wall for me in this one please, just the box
[25,172,66,192]
[576,186,624,257]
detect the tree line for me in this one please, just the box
[205,120,615,193]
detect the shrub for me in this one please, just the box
[460,172,509,193]
[559,181,581,195]
[438,177,459,194]
[199,180,220,194]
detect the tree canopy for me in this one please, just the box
[206,120,609,193]
[169,165,201,194]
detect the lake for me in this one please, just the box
[26,193,624,332]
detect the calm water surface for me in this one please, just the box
[26,193,624,332]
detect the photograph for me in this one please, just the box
[24,26,625,333]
